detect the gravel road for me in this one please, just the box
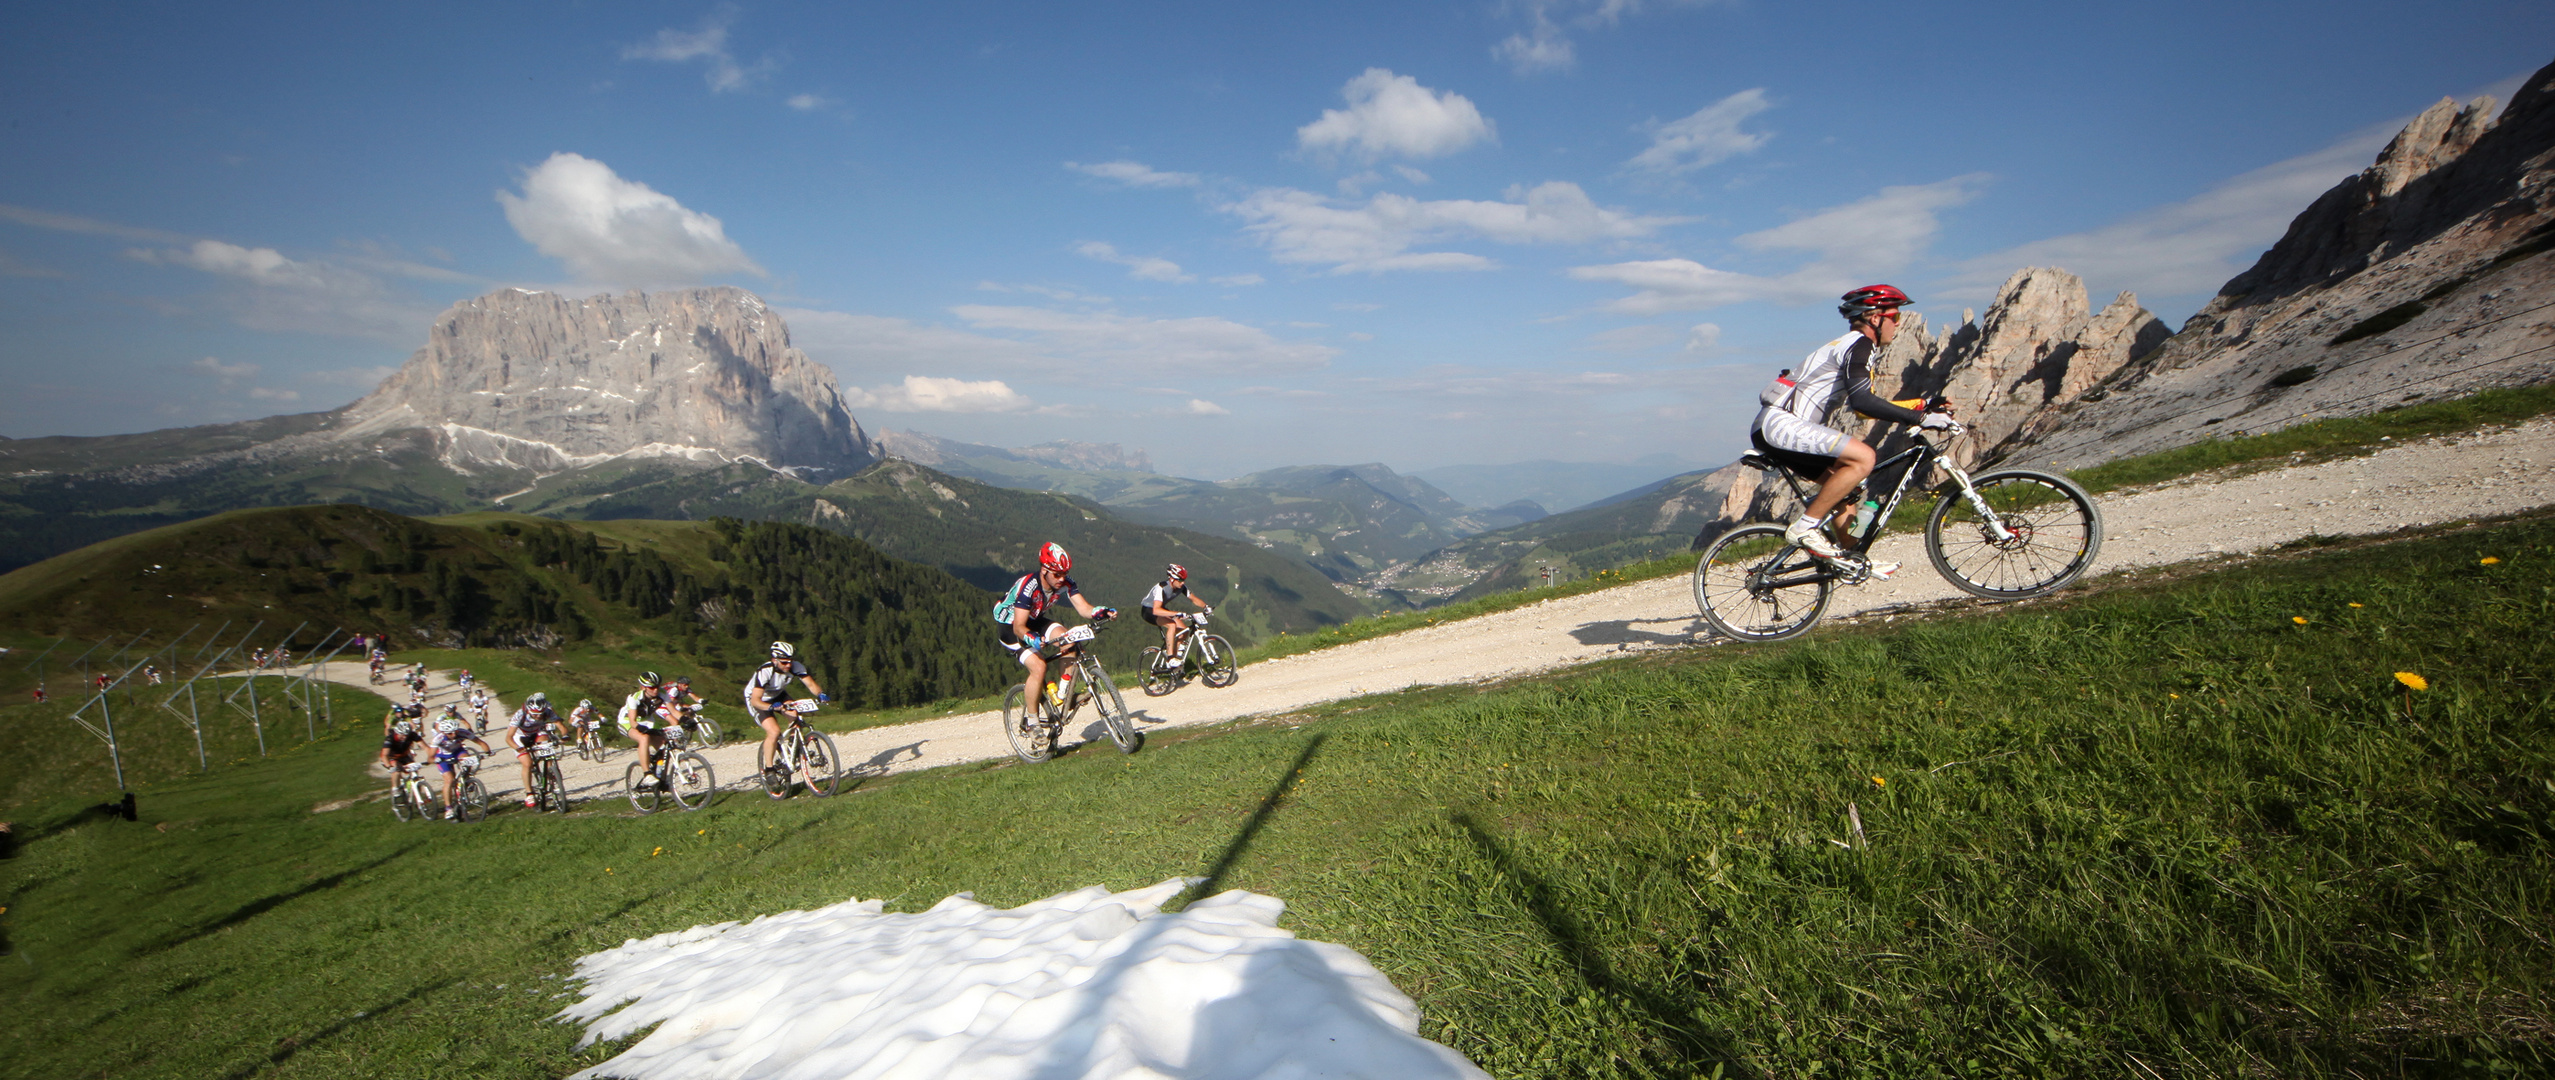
[293,418,2555,811]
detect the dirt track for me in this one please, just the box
[288,418,2555,809]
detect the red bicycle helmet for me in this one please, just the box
[1165,563,1187,582]
[1039,542,1072,573]
[1838,284,1911,320]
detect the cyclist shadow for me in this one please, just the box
[851,740,926,781]
[1568,616,1706,647]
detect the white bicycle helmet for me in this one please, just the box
[769,641,796,660]
[434,717,462,736]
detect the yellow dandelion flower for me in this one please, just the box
[2394,672,2428,691]
[605,868,613,874]
[1870,775,1886,788]
[2292,616,2309,625]
[650,846,663,857]
[2349,602,2364,608]
[696,829,707,836]
[2169,693,2180,699]
[2481,556,2501,565]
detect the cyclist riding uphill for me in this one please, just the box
[619,672,675,773]
[998,543,1117,706]
[429,710,491,820]
[744,642,830,790]
[507,692,561,809]
[1140,563,1211,671]
[1753,284,1958,575]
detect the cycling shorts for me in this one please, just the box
[1752,405,1846,460]
[999,620,1055,667]
[510,729,547,751]
[433,749,465,772]
[1139,607,1181,628]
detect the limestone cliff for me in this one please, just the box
[342,287,873,477]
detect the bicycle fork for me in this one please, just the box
[1940,464,2018,542]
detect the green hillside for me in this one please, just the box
[1385,465,1739,605]
[1106,463,1539,586]
[0,505,1013,712]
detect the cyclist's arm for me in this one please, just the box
[796,673,828,701]
[1070,593,1112,620]
[1012,604,1046,645]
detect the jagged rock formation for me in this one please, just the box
[2026,56,2555,468]
[1703,267,2167,529]
[342,287,873,477]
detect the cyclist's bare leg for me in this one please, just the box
[1805,438,1877,524]
[1020,649,1049,711]
[758,711,785,773]
[517,748,538,794]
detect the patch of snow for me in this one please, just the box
[554,879,1486,1080]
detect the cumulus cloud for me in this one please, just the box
[1065,160,1201,188]
[1683,322,1722,353]
[1935,126,2398,304]
[1077,241,1194,283]
[1211,273,1265,287]
[1568,175,1985,313]
[128,240,436,340]
[844,375,1032,413]
[622,7,774,93]
[785,93,834,111]
[1493,0,1711,75]
[1184,398,1231,416]
[1626,89,1772,177]
[1492,25,1575,74]
[498,152,765,288]
[1229,181,1682,274]
[247,386,301,402]
[1297,69,1496,162]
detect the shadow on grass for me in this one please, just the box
[1568,614,1706,648]
[1178,733,1325,909]
[1454,811,1756,1079]
[216,975,459,1080]
[139,843,419,958]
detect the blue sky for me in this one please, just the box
[2,1,2547,482]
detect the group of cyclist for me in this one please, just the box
[999,542,1212,711]
[375,645,833,816]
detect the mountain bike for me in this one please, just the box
[674,702,725,751]
[1002,622,1139,762]
[389,763,437,822]
[570,714,610,761]
[445,753,491,823]
[1695,421,2103,642]
[624,728,715,813]
[466,695,491,733]
[528,742,572,814]
[756,699,838,799]
[1138,611,1237,696]
[369,658,386,685]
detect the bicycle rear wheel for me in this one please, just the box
[1925,469,2104,599]
[692,717,724,751]
[625,761,663,813]
[455,778,489,823]
[1083,659,1141,755]
[1695,524,1834,642]
[1001,685,1055,764]
[1138,648,1175,696]
[669,753,715,811]
[1198,636,1238,689]
[797,729,840,797]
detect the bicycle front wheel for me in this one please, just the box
[625,762,662,813]
[670,753,715,811]
[1925,469,2104,599]
[390,780,416,822]
[543,762,571,813]
[693,717,724,751]
[1001,685,1054,764]
[1198,635,1238,689]
[1083,659,1140,755]
[797,729,840,797]
[455,778,489,823]
[1695,524,1834,642]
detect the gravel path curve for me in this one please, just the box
[289,418,2555,810]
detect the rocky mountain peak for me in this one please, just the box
[342,286,873,477]
[1876,267,2168,466]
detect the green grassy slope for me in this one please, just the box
[2,513,2545,1078]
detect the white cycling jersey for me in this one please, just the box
[744,660,809,713]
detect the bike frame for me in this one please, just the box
[1752,429,2013,576]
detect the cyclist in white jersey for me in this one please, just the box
[1139,563,1212,670]
[743,642,830,788]
[1752,284,1958,572]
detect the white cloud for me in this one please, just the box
[1065,161,1201,188]
[1211,273,1265,287]
[1229,181,1682,274]
[1077,241,1194,283]
[188,356,259,380]
[623,7,774,93]
[1493,1,1711,76]
[247,386,301,402]
[1567,175,1985,313]
[845,375,1032,413]
[128,240,436,340]
[1297,69,1496,162]
[498,152,765,288]
[1345,331,1375,341]
[1937,126,2399,303]
[1184,398,1231,416]
[1626,89,1772,177]
[785,93,833,111]
[948,305,1338,372]
[1683,322,1722,353]
[1393,165,1432,185]
[1492,25,1575,74]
